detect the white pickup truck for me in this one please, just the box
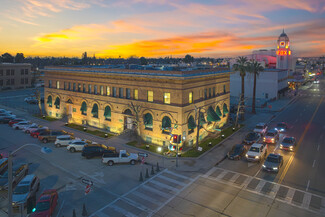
[102,150,138,166]
[245,143,267,162]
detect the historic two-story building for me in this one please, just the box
[44,66,230,147]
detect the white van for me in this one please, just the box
[54,135,75,147]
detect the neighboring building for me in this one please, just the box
[44,66,230,147]
[0,63,32,90]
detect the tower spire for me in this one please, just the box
[282,28,285,34]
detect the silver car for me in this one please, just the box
[12,174,40,209]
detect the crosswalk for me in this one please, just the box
[90,169,197,217]
[203,167,325,215]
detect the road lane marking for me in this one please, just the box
[312,160,316,168]
[306,180,310,192]
[317,144,320,151]
[278,96,324,185]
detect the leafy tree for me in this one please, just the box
[1,53,14,63]
[233,56,248,120]
[247,60,264,114]
[184,54,194,63]
[139,57,148,65]
[81,52,88,65]
[128,102,142,144]
[15,53,25,63]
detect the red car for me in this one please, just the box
[30,128,49,138]
[8,118,25,127]
[30,189,58,217]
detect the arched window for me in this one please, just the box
[104,106,111,121]
[91,103,99,118]
[207,106,220,122]
[143,113,153,130]
[216,106,222,117]
[162,116,171,134]
[80,101,87,115]
[54,97,60,109]
[223,103,229,117]
[188,115,196,134]
[47,95,52,107]
[123,109,133,116]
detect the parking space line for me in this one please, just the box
[302,193,312,209]
[56,199,65,217]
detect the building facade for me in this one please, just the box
[276,30,294,70]
[0,63,32,90]
[44,66,230,147]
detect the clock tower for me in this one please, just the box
[276,29,292,69]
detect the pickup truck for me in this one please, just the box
[102,150,139,166]
[245,143,267,162]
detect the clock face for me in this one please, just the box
[280,41,285,47]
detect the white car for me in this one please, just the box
[253,123,268,135]
[22,123,40,134]
[245,143,267,162]
[12,121,32,130]
[67,140,88,152]
[55,135,75,147]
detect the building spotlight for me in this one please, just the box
[157,147,162,152]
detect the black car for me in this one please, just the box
[243,132,261,145]
[262,153,283,172]
[81,144,116,159]
[227,144,246,160]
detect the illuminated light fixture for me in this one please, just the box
[157,147,162,152]
[289,51,291,55]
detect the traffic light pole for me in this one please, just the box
[176,142,179,167]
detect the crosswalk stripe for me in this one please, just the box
[110,203,138,217]
[164,170,193,181]
[204,167,217,177]
[129,191,161,205]
[284,188,295,203]
[121,197,153,212]
[158,174,187,186]
[255,180,267,193]
[229,173,241,183]
[215,170,228,179]
[149,179,180,192]
[302,193,312,209]
[141,185,171,199]
[269,184,280,197]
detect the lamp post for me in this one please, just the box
[8,144,52,217]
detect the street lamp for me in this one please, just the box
[8,144,52,217]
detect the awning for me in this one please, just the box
[223,103,229,115]
[47,96,52,105]
[207,106,221,122]
[144,113,153,127]
[80,102,87,112]
[162,116,171,128]
[91,104,98,115]
[188,116,196,129]
[54,97,60,106]
[216,106,222,117]
[199,112,206,125]
[104,106,111,118]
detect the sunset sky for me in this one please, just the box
[0,0,324,58]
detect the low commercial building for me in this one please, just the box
[44,66,230,147]
[0,63,32,90]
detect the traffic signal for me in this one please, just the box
[173,135,178,143]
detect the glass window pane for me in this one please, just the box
[106,86,110,96]
[164,92,170,104]
[189,92,193,104]
[147,91,153,102]
[134,89,138,100]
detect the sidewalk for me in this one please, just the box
[0,93,297,174]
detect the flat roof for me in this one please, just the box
[0,63,31,66]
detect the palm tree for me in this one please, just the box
[233,56,248,120]
[247,60,264,114]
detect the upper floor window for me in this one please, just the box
[88,84,92,94]
[100,86,104,95]
[64,82,66,90]
[68,82,71,90]
[119,88,123,98]
[73,83,76,91]
[78,83,81,92]
[56,81,60,89]
[189,92,193,104]
[112,87,116,97]
[126,88,131,99]
[6,70,10,76]
[10,69,14,76]
[209,88,211,98]
[204,89,207,99]
[164,92,170,104]
[147,90,153,102]
[94,85,98,95]
[223,85,226,93]
[106,86,110,96]
[213,87,216,97]
[49,80,52,88]
[0,70,3,76]
[21,69,24,75]
[24,69,28,74]
[83,84,86,93]
[134,89,138,100]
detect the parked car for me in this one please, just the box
[245,143,267,162]
[30,128,49,138]
[274,122,288,132]
[66,140,88,152]
[263,129,279,144]
[262,153,283,172]
[24,97,38,104]
[253,123,268,135]
[243,132,261,145]
[0,109,10,114]
[12,121,32,130]
[0,113,16,123]
[54,135,75,147]
[30,189,58,217]
[82,144,116,159]
[9,118,26,127]
[38,130,71,143]
[22,123,40,134]
[227,144,246,160]
[102,150,139,166]
[12,174,40,209]
[0,158,8,174]
[0,163,29,190]
[280,137,297,151]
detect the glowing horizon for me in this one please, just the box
[0,0,324,58]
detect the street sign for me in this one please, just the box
[81,178,93,186]
[138,152,148,157]
[141,157,145,165]
[85,184,92,195]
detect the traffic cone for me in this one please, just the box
[145,168,149,178]
[72,209,76,217]
[151,165,155,175]
[82,203,88,216]
[156,162,160,172]
[139,171,143,182]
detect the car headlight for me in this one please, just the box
[271,138,274,141]
[280,144,283,148]
[263,138,266,141]
[290,146,293,149]
[245,154,248,157]
[255,156,259,159]
[262,165,266,168]
[273,167,278,170]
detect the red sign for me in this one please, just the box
[85,184,92,195]
[276,50,291,56]
[141,157,145,165]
